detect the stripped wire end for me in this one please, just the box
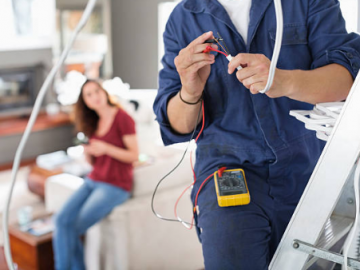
[217,32,230,55]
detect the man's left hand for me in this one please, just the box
[228,53,291,98]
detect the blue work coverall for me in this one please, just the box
[153,0,360,269]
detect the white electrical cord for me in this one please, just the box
[343,157,360,270]
[225,0,283,93]
[259,0,283,94]
[226,54,242,70]
[2,0,98,269]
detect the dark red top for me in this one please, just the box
[88,108,136,191]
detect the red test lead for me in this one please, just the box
[203,46,242,70]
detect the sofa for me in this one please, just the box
[45,90,204,270]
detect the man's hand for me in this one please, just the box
[174,31,217,102]
[84,139,108,157]
[228,53,291,98]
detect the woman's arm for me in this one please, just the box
[104,134,139,164]
[84,152,94,165]
[85,136,139,164]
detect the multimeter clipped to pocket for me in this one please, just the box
[214,167,251,207]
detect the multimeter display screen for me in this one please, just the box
[218,171,247,196]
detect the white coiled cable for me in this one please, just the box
[2,0,98,269]
[259,0,283,94]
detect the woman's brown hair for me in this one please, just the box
[73,79,119,137]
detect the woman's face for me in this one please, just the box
[82,82,108,111]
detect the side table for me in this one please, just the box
[9,217,54,270]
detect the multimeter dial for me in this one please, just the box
[218,171,247,196]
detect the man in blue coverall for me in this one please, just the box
[153,0,360,268]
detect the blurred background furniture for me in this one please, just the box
[0,112,73,167]
[28,166,62,199]
[9,214,54,270]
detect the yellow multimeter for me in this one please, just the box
[214,168,250,207]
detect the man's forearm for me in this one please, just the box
[167,64,353,133]
[167,89,203,134]
[284,64,353,104]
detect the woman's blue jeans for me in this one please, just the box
[52,177,130,270]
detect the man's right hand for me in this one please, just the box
[174,31,217,102]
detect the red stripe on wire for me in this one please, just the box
[211,48,228,57]
[194,173,215,214]
[174,182,195,230]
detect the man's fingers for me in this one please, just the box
[236,66,258,82]
[189,31,214,47]
[249,82,267,94]
[228,54,253,74]
[228,54,266,74]
[179,43,218,56]
[176,53,215,70]
[187,60,214,74]
[242,75,266,90]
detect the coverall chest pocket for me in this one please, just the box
[269,23,310,69]
[269,23,308,46]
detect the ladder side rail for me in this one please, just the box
[270,73,360,269]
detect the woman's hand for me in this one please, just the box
[84,139,109,157]
[228,53,291,98]
[174,31,217,102]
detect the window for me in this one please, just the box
[55,8,108,78]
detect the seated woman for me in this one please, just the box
[52,79,138,270]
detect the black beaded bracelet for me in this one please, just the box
[179,90,203,105]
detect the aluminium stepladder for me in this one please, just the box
[269,72,360,270]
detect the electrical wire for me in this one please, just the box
[2,0,99,269]
[203,45,228,57]
[343,156,360,270]
[212,49,228,57]
[151,99,203,226]
[174,183,195,229]
[173,102,206,229]
[217,32,230,56]
[194,173,215,213]
[173,3,284,223]
[208,1,283,94]
[215,36,229,56]
[259,0,283,94]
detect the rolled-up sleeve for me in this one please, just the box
[308,0,360,79]
[153,15,200,146]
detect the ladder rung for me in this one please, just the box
[294,239,360,268]
[304,215,353,269]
